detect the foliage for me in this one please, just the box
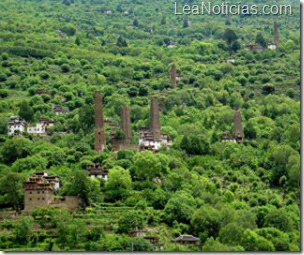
[0,0,299,251]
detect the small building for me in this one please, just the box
[130,227,146,238]
[248,44,264,52]
[27,118,54,135]
[176,74,183,81]
[32,172,60,190]
[129,228,162,248]
[86,163,108,180]
[23,172,79,211]
[267,42,277,50]
[35,88,50,95]
[226,58,235,64]
[221,131,236,143]
[174,235,199,245]
[138,129,172,152]
[53,105,67,115]
[7,116,27,136]
[167,42,176,48]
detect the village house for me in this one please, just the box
[267,41,277,50]
[247,44,264,52]
[174,235,200,246]
[23,172,79,211]
[226,58,236,64]
[27,118,54,135]
[139,129,172,151]
[129,227,162,249]
[86,163,108,180]
[138,99,173,152]
[53,104,67,115]
[7,116,27,136]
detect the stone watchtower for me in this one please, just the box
[234,111,243,143]
[94,91,106,153]
[274,21,279,45]
[170,64,176,89]
[149,99,161,141]
[120,107,132,142]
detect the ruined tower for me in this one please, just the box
[120,106,132,142]
[150,99,161,140]
[274,21,279,45]
[94,91,106,153]
[234,111,243,143]
[170,64,176,89]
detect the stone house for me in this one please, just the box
[23,172,79,211]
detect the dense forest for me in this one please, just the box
[0,0,300,251]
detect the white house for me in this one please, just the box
[27,118,54,135]
[267,42,277,50]
[226,58,236,64]
[138,130,172,152]
[8,116,27,136]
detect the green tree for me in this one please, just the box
[1,136,32,164]
[75,36,81,46]
[255,228,290,251]
[264,208,293,232]
[164,190,196,224]
[62,170,91,207]
[132,151,163,180]
[105,166,132,201]
[0,171,25,213]
[219,222,244,246]
[118,210,145,234]
[255,32,267,48]
[203,237,244,251]
[117,36,128,47]
[14,217,33,244]
[240,229,275,251]
[78,105,94,132]
[191,205,221,237]
[223,28,238,46]
[18,100,34,122]
[262,84,275,95]
[231,40,241,52]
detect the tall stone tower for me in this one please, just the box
[120,107,132,142]
[150,99,161,140]
[170,64,176,89]
[274,21,279,45]
[94,91,106,153]
[234,111,243,143]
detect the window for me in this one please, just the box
[42,191,44,194]
[42,198,44,200]
[37,198,40,200]
[29,191,32,194]
[37,191,40,194]
[29,198,32,201]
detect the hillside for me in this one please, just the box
[0,0,300,251]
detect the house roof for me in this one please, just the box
[175,235,199,242]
